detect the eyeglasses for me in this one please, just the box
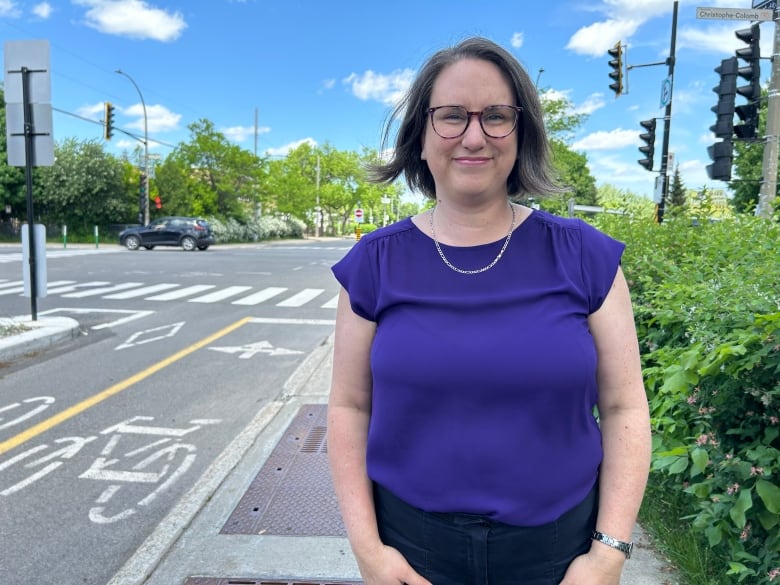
[427,105,523,139]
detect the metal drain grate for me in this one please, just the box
[221,404,345,536]
[184,579,363,585]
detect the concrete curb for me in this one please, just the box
[0,315,81,362]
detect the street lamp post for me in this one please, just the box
[115,69,150,225]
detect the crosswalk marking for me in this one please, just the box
[62,282,145,298]
[276,288,324,307]
[103,283,180,299]
[0,280,24,290]
[145,284,216,301]
[0,280,76,296]
[231,287,287,306]
[0,277,339,310]
[320,294,339,309]
[47,281,111,295]
[188,286,253,303]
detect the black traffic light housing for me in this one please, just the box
[607,42,623,97]
[734,23,761,140]
[710,57,737,138]
[104,102,115,141]
[638,118,656,171]
[706,139,733,182]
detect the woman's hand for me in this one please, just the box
[559,546,625,585]
[355,543,433,585]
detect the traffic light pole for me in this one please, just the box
[756,9,780,218]
[655,0,678,224]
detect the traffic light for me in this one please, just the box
[710,57,737,139]
[607,41,623,97]
[734,103,758,140]
[154,196,162,209]
[638,118,656,171]
[706,139,733,182]
[734,23,761,140]
[104,102,115,140]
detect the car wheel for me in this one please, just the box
[197,245,209,251]
[181,236,196,251]
[125,235,141,250]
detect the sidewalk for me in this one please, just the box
[0,324,680,584]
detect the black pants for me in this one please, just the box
[373,483,598,585]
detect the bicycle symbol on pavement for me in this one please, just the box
[0,409,220,524]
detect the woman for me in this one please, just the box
[327,36,651,585]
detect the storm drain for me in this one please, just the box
[183,580,362,585]
[221,404,346,537]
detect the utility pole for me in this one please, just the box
[656,0,678,223]
[756,8,780,217]
[115,69,149,225]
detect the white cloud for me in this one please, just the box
[121,103,181,133]
[0,0,20,17]
[265,138,317,158]
[221,124,271,143]
[32,2,52,18]
[75,0,187,42]
[510,32,523,48]
[343,69,415,106]
[566,19,641,57]
[571,128,639,151]
[573,93,606,116]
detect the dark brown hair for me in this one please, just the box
[369,36,562,200]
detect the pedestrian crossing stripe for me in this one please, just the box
[0,278,338,308]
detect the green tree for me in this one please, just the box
[538,89,598,206]
[33,138,132,234]
[0,89,27,222]
[667,164,686,213]
[163,119,263,219]
[550,140,597,205]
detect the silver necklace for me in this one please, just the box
[428,204,516,275]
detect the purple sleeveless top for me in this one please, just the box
[332,210,625,526]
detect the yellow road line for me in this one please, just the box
[0,316,252,456]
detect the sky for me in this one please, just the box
[0,0,775,201]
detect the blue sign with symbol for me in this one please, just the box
[754,0,776,10]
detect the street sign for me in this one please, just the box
[354,208,364,224]
[660,76,673,108]
[696,6,774,20]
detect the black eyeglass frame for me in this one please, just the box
[426,104,524,139]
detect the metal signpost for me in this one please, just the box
[4,40,55,320]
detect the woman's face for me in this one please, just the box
[421,58,519,202]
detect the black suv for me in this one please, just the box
[119,217,215,251]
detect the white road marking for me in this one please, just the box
[145,284,216,300]
[276,288,324,307]
[103,284,180,299]
[231,286,287,306]
[188,286,252,303]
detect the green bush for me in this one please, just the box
[591,211,780,583]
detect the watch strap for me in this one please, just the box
[591,530,633,559]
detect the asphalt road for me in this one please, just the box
[0,239,352,584]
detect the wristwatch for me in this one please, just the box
[591,530,634,559]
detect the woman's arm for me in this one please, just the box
[562,266,652,585]
[327,287,430,585]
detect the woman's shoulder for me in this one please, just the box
[357,217,418,246]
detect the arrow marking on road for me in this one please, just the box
[208,340,304,359]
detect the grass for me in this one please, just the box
[639,480,731,585]
[0,321,30,338]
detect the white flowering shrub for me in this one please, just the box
[207,215,306,242]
